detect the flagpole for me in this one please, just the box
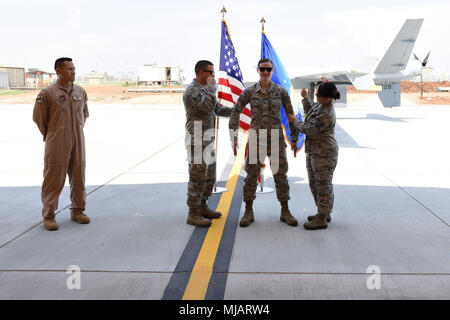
[213,116,223,193]
[213,6,228,194]
[260,17,266,33]
[257,16,274,194]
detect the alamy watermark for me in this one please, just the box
[366,265,381,290]
[186,121,282,172]
[66,5,80,30]
[66,265,81,290]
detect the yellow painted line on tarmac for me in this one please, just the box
[182,133,248,300]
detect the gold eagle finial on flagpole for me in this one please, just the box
[260,17,266,32]
[221,6,227,19]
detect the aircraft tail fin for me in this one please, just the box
[374,19,423,74]
[378,82,401,107]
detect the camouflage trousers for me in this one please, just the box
[244,137,290,202]
[306,153,338,215]
[186,146,216,209]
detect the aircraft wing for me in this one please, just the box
[291,70,368,89]
[290,71,367,106]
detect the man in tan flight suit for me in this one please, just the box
[33,57,90,231]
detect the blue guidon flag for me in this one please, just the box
[261,31,305,152]
[218,19,251,131]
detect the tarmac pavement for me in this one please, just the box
[0,99,449,299]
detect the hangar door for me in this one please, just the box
[0,72,9,89]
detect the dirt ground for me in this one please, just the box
[0,81,448,105]
[0,85,184,105]
[346,81,450,105]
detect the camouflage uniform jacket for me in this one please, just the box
[293,98,339,156]
[229,81,297,144]
[184,79,233,147]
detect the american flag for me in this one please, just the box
[218,20,251,131]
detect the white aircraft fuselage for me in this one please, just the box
[291,18,425,107]
[373,68,422,84]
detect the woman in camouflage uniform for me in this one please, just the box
[287,82,339,230]
[229,58,299,228]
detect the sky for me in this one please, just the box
[0,0,448,82]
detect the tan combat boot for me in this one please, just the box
[43,217,59,231]
[307,213,331,223]
[71,209,90,224]
[303,213,328,230]
[187,207,212,227]
[280,201,298,226]
[199,200,222,219]
[239,201,254,228]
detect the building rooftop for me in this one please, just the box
[27,69,55,75]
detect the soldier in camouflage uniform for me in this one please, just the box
[229,58,298,228]
[184,60,233,227]
[287,82,339,230]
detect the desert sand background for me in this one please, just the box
[0,81,449,105]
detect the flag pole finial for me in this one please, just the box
[221,6,227,19]
[260,17,266,32]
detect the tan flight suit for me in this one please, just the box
[33,83,89,218]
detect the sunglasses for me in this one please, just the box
[258,67,273,72]
[202,70,215,76]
